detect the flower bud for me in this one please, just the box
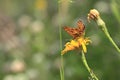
[88,9,100,22]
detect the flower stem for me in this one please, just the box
[58,0,65,79]
[60,56,64,80]
[96,16,120,53]
[88,9,120,53]
[59,22,64,80]
[81,51,99,80]
[58,13,65,80]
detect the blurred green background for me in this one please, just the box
[0,0,120,80]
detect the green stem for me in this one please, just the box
[59,23,64,80]
[81,51,99,80]
[96,17,120,53]
[60,56,64,80]
[58,1,64,79]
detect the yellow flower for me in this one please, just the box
[61,37,91,55]
[35,0,47,11]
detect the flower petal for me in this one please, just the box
[81,42,87,53]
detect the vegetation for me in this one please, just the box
[0,0,120,80]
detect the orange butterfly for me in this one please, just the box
[64,20,85,39]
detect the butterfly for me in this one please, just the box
[64,20,85,39]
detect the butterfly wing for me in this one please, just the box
[64,20,85,39]
[77,20,85,32]
[64,26,79,38]
[77,20,85,36]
